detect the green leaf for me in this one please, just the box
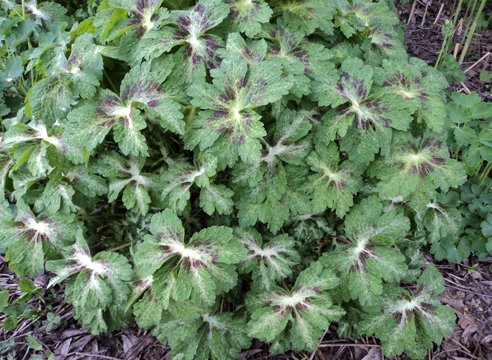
[480,70,492,82]
[470,102,492,119]
[0,200,80,277]
[235,228,300,290]
[246,261,344,351]
[314,57,412,164]
[133,209,247,307]
[369,131,467,209]
[303,140,364,217]
[225,0,272,37]
[185,52,292,165]
[199,184,234,215]
[65,61,183,157]
[374,58,448,132]
[360,264,456,359]
[454,127,476,146]
[447,102,470,124]
[46,230,133,326]
[320,196,410,306]
[97,152,159,215]
[270,0,335,35]
[152,310,251,360]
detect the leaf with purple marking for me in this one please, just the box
[67,164,108,198]
[364,27,407,63]
[26,1,69,26]
[232,109,312,204]
[160,151,218,213]
[303,140,365,217]
[224,0,272,37]
[374,58,448,132]
[152,307,250,360]
[65,60,183,157]
[335,0,399,31]
[47,229,133,314]
[219,32,267,65]
[235,227,300,291]
[0,199,80,277]
[107,0,168,40]
[259,19,337,97]
[97,151,160,215]
[313,57,413,165]
[137,0,229,80]
[359,264,456,359]
[420,195,462,244]
[26,76,73,127]
[1,120,83,169]
[133,209,247,307]
[320,196,410,306]
[185,52,292,165]
[246,261,344,351]
[270,0,335,35]
[63,33,104,99]
[368,131,467,210]
[262,19,336,79]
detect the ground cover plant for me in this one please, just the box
[1,0,491,359]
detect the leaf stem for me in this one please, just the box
[454,145,461,160]
[104,69,119,95]
[106,239,138,252]
[478,162,492,188]
[281,280,291,295]
[328,234,355,246]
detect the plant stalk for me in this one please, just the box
[107,239,138,252]
[104,69,119,95]
[407,0,418,25]
[328,235,355,246]
[452,0,463,29]
[435,34,450,68]
[459,0,487,64]
[281,280,291,295]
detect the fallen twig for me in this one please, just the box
[444,282,492,298]
[66,353,122,360]
[464,51,491,73]
[434,4,445,24]
[319,343,380,348]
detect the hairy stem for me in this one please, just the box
[104,69,119,95]
[281,280,291,295]
[107,239,138,252]
[329,235,355,246]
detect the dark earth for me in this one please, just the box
[1,1,492,359]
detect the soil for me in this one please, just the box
[1,1,492,360]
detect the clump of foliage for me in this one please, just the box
[432,91,492,262]
[1,0,489,359]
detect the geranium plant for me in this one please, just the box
[1,0,478,359]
